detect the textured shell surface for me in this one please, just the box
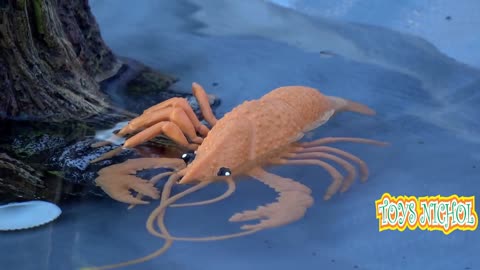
[188,86,335,178]
[200,86,330,151]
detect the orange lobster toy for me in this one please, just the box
[84,82,388,270]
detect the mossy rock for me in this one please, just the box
[127,69,177,96]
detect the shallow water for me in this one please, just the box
[269,0,480,69]
[2,0,479,269]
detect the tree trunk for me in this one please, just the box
[0,0,122,121]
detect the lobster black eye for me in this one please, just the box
[181,152,195,164]
[217,167,231,176]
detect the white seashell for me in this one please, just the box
[0,200,62,231]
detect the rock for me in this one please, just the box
[0,58,220,202]
[50,139,133,183]
[101,57,220,116]
[0,153,46,204]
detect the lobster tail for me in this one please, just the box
[327,96,376,116]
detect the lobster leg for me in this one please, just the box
[91,121,199,164]
[119,106,205,144]
[297,146,369,179]
[287,152,357,193]
[94,97,208,148]
[191,82,218,127]
[122,121,199,150]
[277,136,388,196]
[301,136,388,147]
[90,82,216,163]
[296,145,370,181]
[274,158,344,200]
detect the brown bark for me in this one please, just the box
[0,152,46,203]
[0,0,122,121]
